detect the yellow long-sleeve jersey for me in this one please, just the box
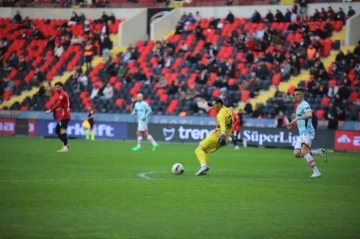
[212,106,234,138]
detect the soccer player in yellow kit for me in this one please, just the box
[195,98,234,176]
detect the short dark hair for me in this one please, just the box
[294,88,305,93]
[55,82,63,87]
[207,97,224,107]
[214,97,224,105]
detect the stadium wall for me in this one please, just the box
[0,7,145,20]
[345,13,360,45]
[178,2,360,18]
[119,9,148,46]
[151,8,181,41]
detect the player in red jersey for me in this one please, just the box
[230,107,241,150]
[45,82,71,152]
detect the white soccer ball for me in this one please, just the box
[184,0,192,3]
[172,163,184,175]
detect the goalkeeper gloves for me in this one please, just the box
[218,132,226,146]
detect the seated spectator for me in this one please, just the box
[8,53,18,68]
[158,76,167,88]
[179,42,188,52]
[18,56,27,72]
[281,59,291,79]
[347,6,356,18]
[54,43,64,61]
[78,73,88,86]
[32,68,45,87]
[68,12,79,26]
[100,83,114,100]
[320,8,327,20]
[312,9,321,21]
[251,104,262,118]
[328,84,338,98]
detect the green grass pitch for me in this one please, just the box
[0,137,359,239]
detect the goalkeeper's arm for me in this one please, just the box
[217,114,226,145]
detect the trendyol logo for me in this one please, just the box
[162,126,215,141]
[47,122,114,137]
[163,127,175,141]
[337,134,352,144]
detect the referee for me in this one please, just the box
[85,106,95,140]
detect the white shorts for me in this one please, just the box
[137,122,148,132]
[294,132,315,150]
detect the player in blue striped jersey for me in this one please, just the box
[287,88,327,178]
[131,93,159,151]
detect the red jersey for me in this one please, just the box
[50,91,71,120]
[232,112,240,132]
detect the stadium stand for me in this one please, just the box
[0,2,359,121]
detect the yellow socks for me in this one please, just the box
[195,147,208,166]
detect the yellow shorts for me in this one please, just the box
[199,134,229,154]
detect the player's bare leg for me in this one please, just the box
[57,128,69,152]
[311,148,328,163]
[301,144,321,178]
[195,145,210,176]
[144,130,159,151]
[132,131,143,151]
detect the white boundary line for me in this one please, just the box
[0,169,358,183]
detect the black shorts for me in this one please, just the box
[88,119,94,129]
[59,119,69,130]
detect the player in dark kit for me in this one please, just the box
[46,82,71,152]
[85,106,95,140]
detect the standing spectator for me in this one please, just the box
[12,11,22,23]
[326,103,339,130]
[265,10,274,23]
[336,8,346,24]
[299,0,308,22]
[101,21,110,35]
[194,11,201,22]
[251,10,261,23]
[275,9,285,22]
[100,34,112,59]
[226,11,235,24]
[347,6,356,18]
[79,13,86,24]
[54,43,64,61]
[350,101,359,121]
[84,40,94,71]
